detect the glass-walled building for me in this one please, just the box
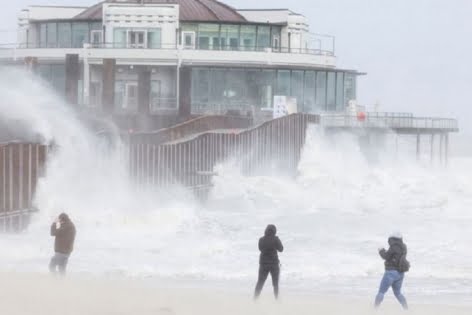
[28,20,282,52]
[191,68,356,114]
[180,23,281,51]
[30,21,102,48]
[4,0,360,128]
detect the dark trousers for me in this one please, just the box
[49,252,70,275]
[254,264,280,299]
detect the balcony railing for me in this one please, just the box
[1,42,335,56]
[320,113,459,131]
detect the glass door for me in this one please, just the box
[128,30,146,48]
[125,82,138,109]
[182,31,196,49]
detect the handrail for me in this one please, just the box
[320,114,459,131]
[0,42,335,56]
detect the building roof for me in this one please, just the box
[74,0,247,22]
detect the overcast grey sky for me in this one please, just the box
[1,0,471,134]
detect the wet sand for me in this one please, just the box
[0,272,470,315]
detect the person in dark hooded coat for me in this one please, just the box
[49,213,76,275]
[254,224,284,299]
[374,232,408,309]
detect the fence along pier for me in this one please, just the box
[0,112,458,230]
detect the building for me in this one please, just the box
[0,0,360,130]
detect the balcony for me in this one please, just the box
[0,42,337,68]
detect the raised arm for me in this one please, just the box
[379,247,393,260]
[276,237,284,252]
[50,223,57,236]
[51,223,67,237]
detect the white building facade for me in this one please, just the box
[0,0,360,127]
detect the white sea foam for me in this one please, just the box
[1,67,471,301]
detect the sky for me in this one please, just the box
[0,0,471,135]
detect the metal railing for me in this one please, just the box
[150,98,178,112]
[191,102,256,116]
[2,42,335,56]
[320,113,459,131]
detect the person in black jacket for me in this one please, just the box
[49,213,76,275]
[374,232,408,309]
[254,224,284,299]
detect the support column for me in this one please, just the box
[439,133,444,165]
[416,133,421,161]
[83,44,90,106]
[445,133,449,166]
[137,67,151,115]
[137,67,152,131]
[430,134,435,163]
[65,54,79,105]
[102,58,116,115]
[179,67,192,119]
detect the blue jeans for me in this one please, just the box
[375,270,408,309]
[49,252,70,275]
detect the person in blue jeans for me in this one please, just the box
[375,232,408,309]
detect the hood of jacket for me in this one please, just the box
[388,236,403,247]
[264,224,277,236]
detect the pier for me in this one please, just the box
[0,112,459,231]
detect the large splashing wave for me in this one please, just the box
[1,67,471,299]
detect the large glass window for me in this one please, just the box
[336,72,345,111]
[304,71,316,113]
[181,24,197,47]
[256,26,271,51]
[225,69,248,108]
[327,72,336,111]
[35,22,102,48]
[72,23,89,48]
[209,69,226,105]
[50,64,65,94]
[114,81,125,109]
[220,24,239,50]
[315,71,327,111]
[90,22,102,31]
[198,24,219,50]
[58,23,72,48]
[240,25,256,51]
[191,69,210,111]
[46,23,57,48]
[39,24,47,48]
[344,73,357,106]
[276,70,291,96]
[291,70,304,111]
[36,64,65,96]
[190,68,355,114]
[271,26,281,51]
[113,28,127,48]
[246,70,261,107]
[147,29,161,48]
[257,70,276,108]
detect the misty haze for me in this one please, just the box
[0,1,471,314]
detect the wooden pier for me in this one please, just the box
[0,112,459,230]
[0,142,47,231]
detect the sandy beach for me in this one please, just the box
[0,272,470,315]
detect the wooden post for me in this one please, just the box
[102,58,116,115]
[65,54,79,105]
